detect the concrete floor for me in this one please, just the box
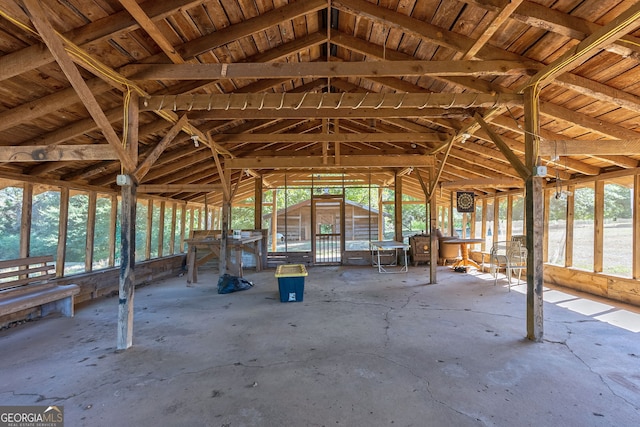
[1,265,639,427]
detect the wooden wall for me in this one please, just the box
[544,265,640,306]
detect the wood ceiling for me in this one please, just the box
[1,0,640,205]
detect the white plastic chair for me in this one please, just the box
[490,241,527,291]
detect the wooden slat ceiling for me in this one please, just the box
[1,0,639,204]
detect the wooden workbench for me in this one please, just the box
[185,234,263,284]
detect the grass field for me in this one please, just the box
[548,218,633,277]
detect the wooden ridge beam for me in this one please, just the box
[124,60,533,80]
[215,132,448,144]
[225,155,435,169]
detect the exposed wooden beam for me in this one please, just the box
[215,133,447,144]
[0,0,204,81]
[138,184,222,193]
[22,0,136,173]
[125,60,533,80]
[335,0,640,122]
[524,2,640,89]
[118,0,185,64]
[509,0,640,61]
[134,114,189,181]
[440,178,523,188]
[460,0,524,60]
[475,113,531,180]
[177,0,327,58]
[0,145,118,162]
[225,155,435,169]
[539,139,640,156]
[142,92,521,112]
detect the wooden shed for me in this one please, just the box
[263,198,385,242]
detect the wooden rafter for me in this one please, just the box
[22,0,136,173]
[118,0,185,64]
[460,0,524,60]
[524,2,640,89]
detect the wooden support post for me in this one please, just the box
[493,195,500,243]
[565,186,575,267]
[204,194,209,230]
[117,177,137,350]
[448,192,454,236]
[594,180,605,272]
[634,174,640,279]
[169,202,177,255]
[525,176,544,341]
[524,86,543,342]
[543,189,550,263]
[20,183,33,258]
[145,199,153,260]
[85,191,97,272]
[506,195,513,241]
[179,204,186,253]
[255,176,263,230]
[481,200,487,252]
[271,190,278,253]
[108,194,118,267]
[430,197,438,283]
[56,187,69,278]
[158,201,165,257]
[378,188,384,240]
[395,171,403,242]
[220,168,231,275]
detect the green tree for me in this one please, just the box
[65,194,88,263]
[0,187,23,260]
[604,183,632,220]
[31,191,60,258]
[574,187,594,220]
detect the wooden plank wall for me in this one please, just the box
[544,265,640,306]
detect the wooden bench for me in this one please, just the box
[0,256,80,324]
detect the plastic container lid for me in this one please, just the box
[275,264,308,277]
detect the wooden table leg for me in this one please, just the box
[254,241,262,272]
[452,243,481,269]
[235,246,243,277]
[186,246,197,285]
